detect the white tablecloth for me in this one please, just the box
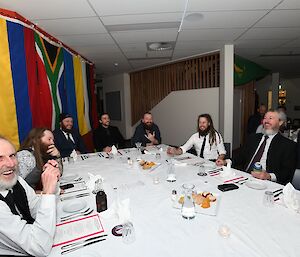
[49,149,300,257]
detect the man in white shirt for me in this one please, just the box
[167,114,226,162]
[0,136,60,256]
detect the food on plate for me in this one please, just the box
[192,193,205,205]
[201,198,211,208]
[178,196,184,204]
[139,160,156,170]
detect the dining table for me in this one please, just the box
[48,145,300,257]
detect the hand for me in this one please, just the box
[103,146,112,153]
[41,161,60,194]
[145,131,157,144]
[216,159,226,166]
[167,147,176,155]
[251,170,271,180]
[76,150,81,155]
[47,144,60,157]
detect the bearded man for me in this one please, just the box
[217,110,297,185]
[0,136,60,256]
[167,114,226,162]
[132,112,161,147]
[53,113,87,157]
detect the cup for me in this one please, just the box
[155,153,161,160]
[67,156,74,164]
[197,165,207,176]
[263,191,274,207]
[122,222,135,244]
[153,176,160,185]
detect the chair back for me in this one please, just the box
[292,169,300,190]
[224,142,231,159]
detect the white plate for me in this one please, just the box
[173,191,220,216]
[61,173,79,182]
[62,199,87,213]
[245,180,267,190]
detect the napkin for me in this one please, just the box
[282,183,300,212]
[220,160,235,177]
[111,145,118,155]
[70,150,78,161]
[86,173,104,191]
[100,198,131,223]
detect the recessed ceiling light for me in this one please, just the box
[114,62,118,67]
[147,42,174,51]
[185,13,204,22]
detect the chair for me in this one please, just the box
[292,169,300,190]
[224,142,231,159]
[292,119,300,129]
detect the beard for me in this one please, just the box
[262,128,277,136]
[61,124,72,133]
[143,122,153,131]
[198,127,209,137]
[0,167,18,191]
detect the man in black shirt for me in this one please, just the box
[93,113,125,152]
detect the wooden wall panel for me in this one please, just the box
[130,52,220,125]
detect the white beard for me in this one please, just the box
[262,128,278,136]
[0,169,18,191]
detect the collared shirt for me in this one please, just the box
[180,132,226,160]
[61,129,75,143]
[246,133,277,181]
[0,177,56,256]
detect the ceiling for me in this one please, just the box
[0,0,300,79]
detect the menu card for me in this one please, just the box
[53,214,104,247]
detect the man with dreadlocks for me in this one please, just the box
[167,114,226,162]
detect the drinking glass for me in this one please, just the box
[122,222,135,244]
[263,191,274,207]
[181,183,196,219]
[135,142,142,156]
[67,156,74,164]
[197,165,207,176]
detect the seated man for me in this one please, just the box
[53,113,87,158]
[167,114,226,162]
[93,113,125,153]
[132,112,161,147]
[217,110,297,185]
[0,136,60,256]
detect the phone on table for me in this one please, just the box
[217,183,239,192]
[60,184,74,190]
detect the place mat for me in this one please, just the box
[53,214,104,247]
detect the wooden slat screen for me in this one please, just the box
[130,52,220,125]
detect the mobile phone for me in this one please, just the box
[217,183,239,192]
[60,184,74,190]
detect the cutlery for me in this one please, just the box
[60,192,90,201]
[223,176,244,183]
[61,234,107,250]
[60,180,85,187]
[118,150,123,155]
[235,178,249,184]
[61,238,106,255]
[60,208,91,220]
[274,191,283,198]
[60,209,94,222]
[273,188,283,194]
[63,187,88,195]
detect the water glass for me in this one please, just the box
[122,222,135,244]
[197,165,207,176]
[67,156,74,164]
[263,191,274,207]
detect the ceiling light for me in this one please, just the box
[184,13,204,22]
[114,62,118,67]
[147,42,174,51]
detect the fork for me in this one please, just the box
[60,209,94,222]
[60,208,91,220]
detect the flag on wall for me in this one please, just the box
[0,14,97,148]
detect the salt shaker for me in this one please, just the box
[171,190,177,201]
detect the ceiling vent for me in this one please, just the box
[147,41,175,51]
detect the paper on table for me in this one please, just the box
[53,214,104,247]
[282,183,300,212]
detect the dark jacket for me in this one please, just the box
[53,128,87,157]
[131,122,161,147]
[233,133,297,185]
[93,125,125,152]
[247,112,263,135]
[297,132,300,169]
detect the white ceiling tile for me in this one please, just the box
[276,0,300,9]
[235,39,289,49]
[124,50,172,59]
[178,28,245,41]
[172,49,216,59]
[280,38,300,48]
[119,43,148,52]
[240,28,300,40]
[187,0,282,11]
[32,17,106,36]
[89,0,186,16]
[182,11,267,29]
[101,13,181,25]
[57,34,114,46]
[175,40,227,50]
[254,10,300,28]
[111,29,178,43]
[0,0,95,19]
[130,59,167,69]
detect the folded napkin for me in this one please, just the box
[100,198,131,223]
[86,173,104,191]
[282,183,300,213]
[220,159,234,177]
[70,150,78,161]
[110,145,118,155]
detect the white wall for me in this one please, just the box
[150,88,219,146]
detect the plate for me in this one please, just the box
[61,173,79,183]
[62,199,87,213]
[245,180,267,190]
[173,191,220,216]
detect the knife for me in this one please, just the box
[60,192,90,201]
[63,187,88,195]
[61,238,106,254]
[61,234,107,250]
